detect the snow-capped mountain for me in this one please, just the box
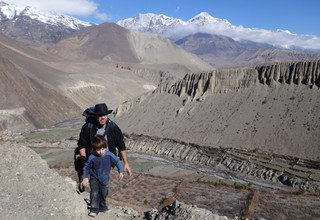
[117,13,186,36]
[0,1,92,45]
[117,12,320,50]
[187,12,232,27]
[117,12,235,38]
[0,1,91,29]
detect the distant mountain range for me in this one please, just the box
[117,12,320,67]
[1,1,319,68]
[50,22,211,71]
[116,12,320,51]
[117,12,233,39]
[117,13,320,67]
[0,1,91,45]
[174,33,320,68]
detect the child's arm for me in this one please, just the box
[108,152,124,179]
[81,156,93,187]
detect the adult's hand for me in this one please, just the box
[123,162,132,176]
[120,150,132,176]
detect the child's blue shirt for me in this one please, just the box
[83,151,123,185]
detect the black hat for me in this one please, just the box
[92,103,113,115]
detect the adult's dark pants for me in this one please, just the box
[90,177,109,213]
[74,154,86,181]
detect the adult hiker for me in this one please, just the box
[77,103,132,181]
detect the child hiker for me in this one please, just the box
[81,135,124,217]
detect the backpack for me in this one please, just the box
[82,106,96,124]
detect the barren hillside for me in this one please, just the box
[115,60,320,161]
[0,54,80,130]
[49,23,213,73]
[0,22,214,131]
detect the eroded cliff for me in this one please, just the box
[156,60,320,99]
[256,60,320,87]
[116,60,320,161]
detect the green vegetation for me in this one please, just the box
[234,182,251,190]
[197,177,251,190]
[24,128,79,142]
[128,157,163,173]
[31,147,74,166]
[30,138,163,173]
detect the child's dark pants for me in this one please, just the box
[90,177,109,213]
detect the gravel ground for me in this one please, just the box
[2,130,319,220]
[0,142,87,220]
[0,139,230,220]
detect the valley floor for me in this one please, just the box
[53,151,320,219]
[11,127,319,219]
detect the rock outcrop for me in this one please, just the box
[157,60,320,100]
[124,134,320,193]
[144,201,229,220]
[256,60,320,87]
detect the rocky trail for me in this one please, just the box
[1,127,319,219]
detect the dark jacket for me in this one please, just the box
[77,118,126,157]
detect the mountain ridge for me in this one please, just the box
[0,1,91,29]
[1,1,319,69]
[0,0,91,46]
[116,12,320,50]
[49,22,213,70]
[175,33,320,68]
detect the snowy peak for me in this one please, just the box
[0,1,21,19]
[0,1,91,30]
[119,13,185,27]
[116,11,232,28]
[188,12,232,27]
[0,1,92,45]
[141,13,185,27]
[117,12,234,37]
[20,7,91,30]
[117,13,185,34]
[117,12,320,50]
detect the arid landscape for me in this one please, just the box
[0,1,320,219]
[3,126,319,219]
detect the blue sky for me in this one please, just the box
[5,0,320,36]
[4,0,320,49]
[89,0,320,36]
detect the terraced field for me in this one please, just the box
[25,127,320,219]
